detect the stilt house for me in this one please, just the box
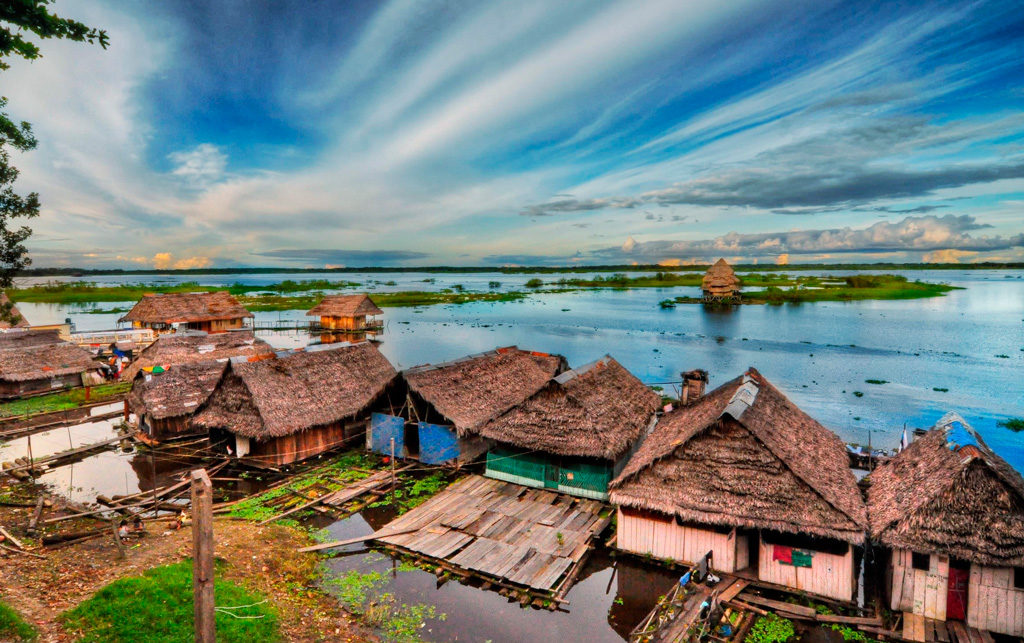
[867,413,1024,637]
[0,330,102,398]
[0,292,29,329]
[130,361,230,441]
[306,294,384,332]
[369,346,567,465]
[192,342,398,467]
[477,355,661,500]
[121,330,273,380]
[702,258,741,303]
[609,368,867,602]
[119,291,253,334]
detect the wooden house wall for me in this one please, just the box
[759,539,855,602]
[967,564,1024,637]
[186,318,246,333]
[243,418,367,467]
[320,315,366,330]
[0,373,83,399]
[144,413,203,442]
[889,549,949,620]
[616,507,738,569]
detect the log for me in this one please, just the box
[0,542,46,559]
[724,600,768,617]
[27,497,45,535]
[0,525,25,550]
[817,614,884,626]
[297,527,420,553]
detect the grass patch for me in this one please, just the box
[8,279,361,305]
[60,561,279,642]
[0,381,131,418]
[998,418,1024,432]
[0,601,36,642]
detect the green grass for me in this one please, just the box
[60,561,279,642]
[0,601,36,642]
[0,381,131,418]
[8,279,361,304]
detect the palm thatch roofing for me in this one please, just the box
[702,258,741,294]
[610,368,867,544]
[0,292,29,329]
[129,360,228,420]
[121,330,273,380]
[867,412,1024,566]
[192,342,398,440]
[477,355,661,461]
[306,294,383,318]
[119,291,253,324]
[0,332,99,382]
[403,346,568,437]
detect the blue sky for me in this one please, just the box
[7,0,1024,268]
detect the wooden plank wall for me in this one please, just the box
[967,564,1024,637]
[758,539,854,602]
[247,419,361,466]
[616,508,736,570]
[889,550,949,620]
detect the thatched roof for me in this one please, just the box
[306,294,383,318]
[867,413,1024,566]
[477,355,661,461]
[0,333,99,382]
[0,292,29,329]
[702,258,741,293]
[129,360,228,420]
[192,342,398,440]
[121,330,273,380]
[119,291,253,324]
[403,346,568,437]
[610,368,867,544]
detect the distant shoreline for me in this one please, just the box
[15,261,1024,277]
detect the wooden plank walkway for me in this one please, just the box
[375,475,611,597]
[901,613,994,643]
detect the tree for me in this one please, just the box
[0,1,107,316]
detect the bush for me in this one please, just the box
[524,278,543,288]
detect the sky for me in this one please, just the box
[6,0,1024,269]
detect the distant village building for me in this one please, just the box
[0,329,102,398]
[701,258,741,303]
[0,292,30,329]
[121,330,273,380]
[192,342,398,467]
[609,367,867,602]
[306,294,384,333]
[867,413,1024,638]
[477,355,661,500]
[119,291,253,334]
[368,346,567,465]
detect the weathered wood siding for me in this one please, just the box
[967,564,1024,637]
[759,539,854,602]
[187,318,246,333]
[616,507,738,570]
[320,315,365,330]
[145,413,204,441]
[243,418,366,466]
[0,373,83,399]
[889,550,949,620]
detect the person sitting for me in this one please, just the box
[117,519,131,541]
[132,516,146,536]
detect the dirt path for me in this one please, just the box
[0,496,372,642]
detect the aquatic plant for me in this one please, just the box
[865,379,888,385]
[524,278,543,288]
[998,418,1024,432]
[744,613,794,643]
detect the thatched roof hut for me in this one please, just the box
[610,367,866,545]
[130,360,229,439]
[701,258,741,301]
[192,342,398,441]
[403,346,568,437]
[867,413,1024,567]
[478,355,661,462]
[307,294,383,319]
[0,292,29,329]
[122,330,273,380]
[119,291,253,330]
[0,330,100,397]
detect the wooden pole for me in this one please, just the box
[390,437,396,496]
[191,468,215,643]
[26,434,34,483]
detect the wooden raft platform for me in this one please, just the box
[902,613,995,643]
[376,475,611,598]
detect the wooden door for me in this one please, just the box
[947,564,969,620]
[544,461,560,489]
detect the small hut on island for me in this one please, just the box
[306,294,384,333]
[121,330,273,380]
[130,360,231,442]
[368,346,568,465]
[476,355,661,500]
[0,292,29,329]
[867,413,1024,637]
[119,291,253,334]
[609,367,867,602]
[192,342,398,467]
[0,330,102,398]
[701,258,741,303]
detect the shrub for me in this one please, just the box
[524,278,543,288]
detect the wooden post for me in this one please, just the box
[26,435,34,482]
[191,468,215,643]
[390,438,396,497]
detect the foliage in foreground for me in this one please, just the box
[0,600,36,642]
[744,612,794,643]
[60,561,279,643]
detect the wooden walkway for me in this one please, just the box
[902,613,995,643]
[376,475,611,599]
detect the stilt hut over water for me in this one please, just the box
[477,355,661,500]
[369,346,567,465]
[192,342,398,467]
[702,258,741,303]
[0,329,102,398]
[130,360,230,441]
[0,292,29,329]
[867,413,1024,637]
[609,368,867,602]
[119,291,253,334]
[121,330,273,380]
[306,294,384,332]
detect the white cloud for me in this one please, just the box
[169,144,227,186]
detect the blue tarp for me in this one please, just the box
[418,422,459,465]
[370,413,404,456]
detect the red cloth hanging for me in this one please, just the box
[772,545,793,564]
